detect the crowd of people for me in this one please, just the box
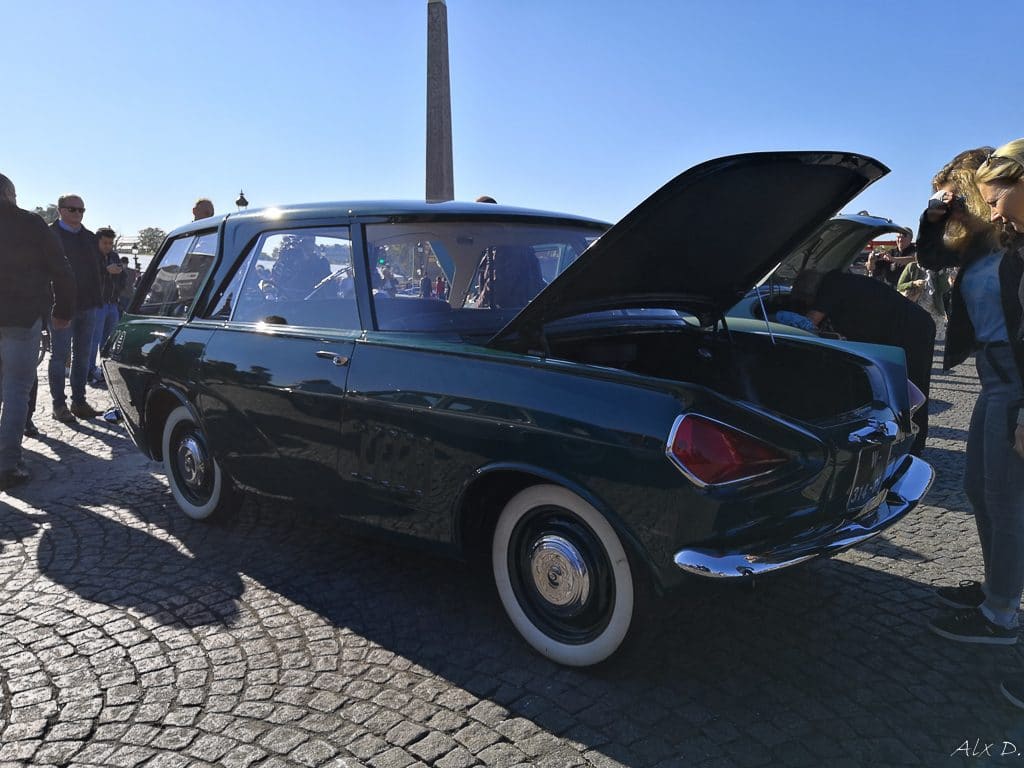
[3,145,1024,708]
[0,185,215,485]
[784,140,1024,711]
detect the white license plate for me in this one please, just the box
[849,444,891,509]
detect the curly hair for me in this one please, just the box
[931,147,998,251]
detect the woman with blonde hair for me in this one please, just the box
[973,138,1024,710]
[976,139,1024,237]
[918,147,1024,654]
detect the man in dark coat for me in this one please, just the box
[0,173,75,489]
[49,193,104,422]
[793,269,937,456]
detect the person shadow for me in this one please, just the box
[3,454,243,629]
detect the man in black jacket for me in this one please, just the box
[88,227,125,386]
[48,194,103,422]
[793,269,937,456]
[0,173,75,489]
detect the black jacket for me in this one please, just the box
[51,220,104,311]
[0,204,75,327]
[100,250,126,304]
[917,214,1024,381]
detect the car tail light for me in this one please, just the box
[666,414,790,487]
[908,380,926,416]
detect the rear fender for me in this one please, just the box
[143,384,195,461]
[453,461,661,590]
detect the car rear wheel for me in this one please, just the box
[492,484,635,666]
[162,406,235,520]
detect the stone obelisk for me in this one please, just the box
[426,0,454,202]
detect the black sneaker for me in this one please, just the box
[1001,675,1024,710]
[0,466,31,492]
[929,607,1017,646]
[935,580,985,609]
[53,404,76,423]
[70,401,101,419]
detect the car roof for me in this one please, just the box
[166,200,609,239]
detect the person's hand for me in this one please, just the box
[51,316,70,330]
[925,191,953,223]
[106,264,124,274]
[914,279,926,287]
[1015,424,1024,461]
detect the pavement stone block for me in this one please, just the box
[408,731,458,763]
[367,746,417,768]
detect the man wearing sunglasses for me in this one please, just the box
[48,194,104,422]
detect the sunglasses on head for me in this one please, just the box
[983,152,1023,171]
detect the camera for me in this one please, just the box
[927,194,966,212]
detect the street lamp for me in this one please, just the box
[131,245,139,271]
[236,190,249,210]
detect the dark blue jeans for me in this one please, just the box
[966,345,1024,628]
[0,320,42,472]
[90,302,120,376]
[49,308,98,408]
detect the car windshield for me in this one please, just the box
[366,220,605,334]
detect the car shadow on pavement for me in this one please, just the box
[9,390,1020,767]
[925,425,969,443]
[926,397,954,416]
[6,460,244,630]
[0,498,43,553]
[101,487,1024,767]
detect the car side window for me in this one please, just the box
[135,232,219,317]
[226,227,358,330]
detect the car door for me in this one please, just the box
[105,230,221,447]
[194,225,360,506]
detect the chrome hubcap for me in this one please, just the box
[176,436,208,491]
[529,535,590,614]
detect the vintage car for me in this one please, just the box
[103,152,934,666]
[728,212,911,333]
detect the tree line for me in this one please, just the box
[32,204,166,254]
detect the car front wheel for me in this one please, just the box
[161,405,235,520]
[492,484,635,666]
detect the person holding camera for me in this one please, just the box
[790,267,935,456]
[919,147,1024,652]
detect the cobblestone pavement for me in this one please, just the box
[2,336,1023,768]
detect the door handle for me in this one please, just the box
[315,350,350,366]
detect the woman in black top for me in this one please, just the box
[972,138,1024,711]
[921,147,1024,654]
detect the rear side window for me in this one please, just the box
[208,226,358,331]
[135,232,218,317]
[364,220,604,333]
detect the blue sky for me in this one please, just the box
[4,1,1022,242]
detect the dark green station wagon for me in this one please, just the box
[104,152,933,666]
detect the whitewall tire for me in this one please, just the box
[161,406,232,520]
[492,484,635,666]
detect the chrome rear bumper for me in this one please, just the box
[673,455,933,579]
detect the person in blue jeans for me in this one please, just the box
[972,139,1024,710]
[48,194,104,422]
[87,227,124,385]
[920,147,1024,655]
[0,173,75,490]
